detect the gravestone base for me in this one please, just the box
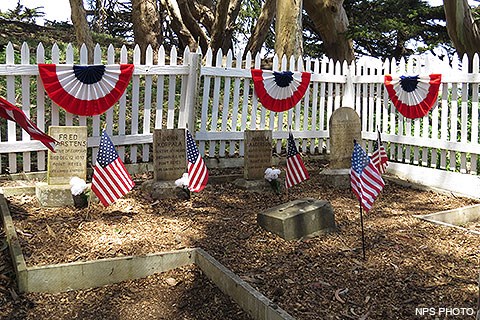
[142,180,186,200]
[35,182,74,207]
[257,198,336,240]
[319,168,351,189]
[233,178,270,193]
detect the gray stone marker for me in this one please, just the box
[153,128,186,181]
[321,107,361,188]
[36,126,88,207]
[257,198,336,240]
[244,130,272,180]
[329,107,361,169]
[144,128,187,199]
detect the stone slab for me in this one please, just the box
[141,179,185,200]
[244,130,272,180]
[153,129,186,181]
[47,126,88,185]
[35,182,74,207]
[233,178,271,192]
[328,107,361,169]
[319,168,351,189]
[258,198,336,240]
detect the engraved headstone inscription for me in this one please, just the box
[244,130,273,180]
[47,126,88,185]
[329,108,361,169]
[153,129,186,181]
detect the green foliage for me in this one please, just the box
[343,0,453,60]
[0,1,44,23]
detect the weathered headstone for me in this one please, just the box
[329,107,361,169]
[142,128,186,200]
[321,107,361,188]
[47,126,88,185]
[244,130,272,180]
[36,126,88,207]
[257,198,336,240]
[153,129,186,181]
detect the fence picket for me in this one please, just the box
[199,48,212,155]
[21,42,31,172]
[229,50,242,156]
[36,43,46,171]
[471,54,479,174]
[310,59,320,154]
[117,46,128,161]
[6,43,17,173]
[142,45,154,162]
[219,50,233,157]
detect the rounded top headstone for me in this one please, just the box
[328,107,361,169]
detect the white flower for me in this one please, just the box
[264,168,281,182]
[70,176,88,196]
[175,173,189,187]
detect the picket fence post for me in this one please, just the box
[184,52,202,132]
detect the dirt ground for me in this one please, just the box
[0,160,479,320]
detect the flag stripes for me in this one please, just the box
[91,130,134,206]
[350,142,384,212]
[371,130,388,174]
[186,130,208,192]
[0,97,57,152]
[285,132,309,189]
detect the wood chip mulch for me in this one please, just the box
[0,161,479,320]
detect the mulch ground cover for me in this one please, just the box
[0,160,479,319]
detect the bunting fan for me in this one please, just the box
[38,64,134,116]
[251,69,311,112]
[384,74,441,119]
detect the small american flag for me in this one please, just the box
[371,130,388,174]
[186,130,208,192]
[91,130,134,206]
[350,141,384,213]
[285,132,309,189]
[0,97,57,152]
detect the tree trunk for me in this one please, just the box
[275,0,303,59]
[161,0,198,51]
[132,0,162,63]
[303,0,354,63]
[69,0,95,63]
[178,0,209,53]
[245,0,276,57]
[220,0,243,53]
[188,1,214,32]
[444,0,480,61]
[210,0,230,55]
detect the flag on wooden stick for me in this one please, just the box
[0,97,57,152]
[371,130,388,174]
[91,130,134,206]
[350,141,384,213]
[186,129,208,192]
[285,132,309,189]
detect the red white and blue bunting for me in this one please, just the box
[384,74,441,119]
[251,69,311,112]
[38,64,134,116]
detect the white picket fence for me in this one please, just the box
[0,41,479,176]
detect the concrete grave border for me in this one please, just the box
[414,204,480,236]
[0,193,294,320]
